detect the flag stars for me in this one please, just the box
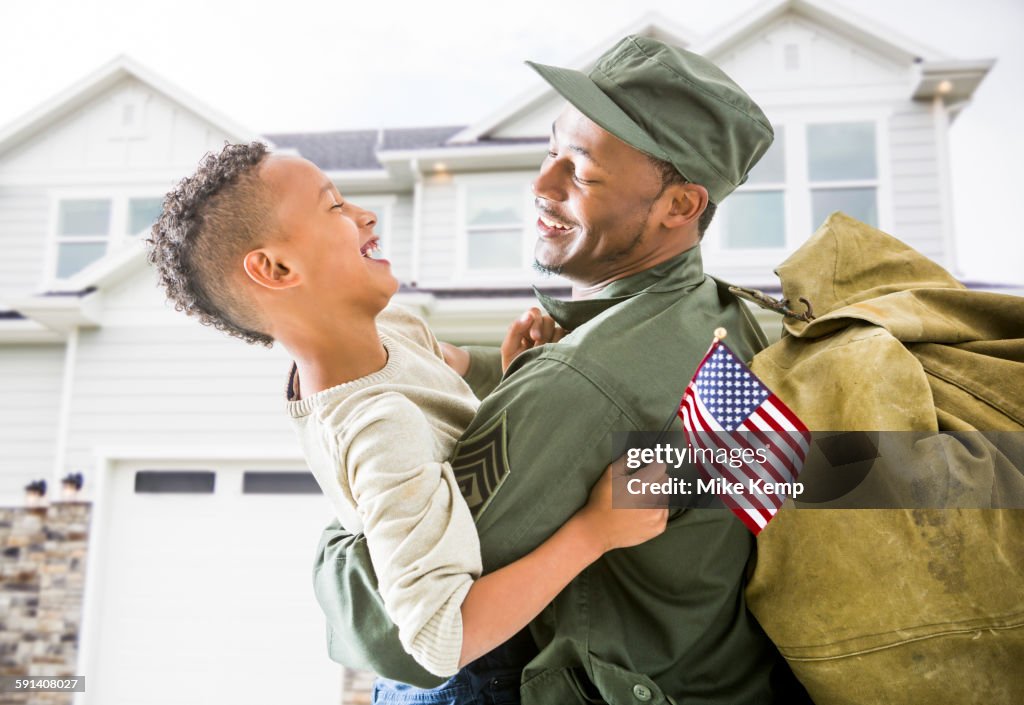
[681,341,810,535]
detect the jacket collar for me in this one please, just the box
[534,245,705,330]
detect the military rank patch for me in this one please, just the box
[451,411,511,518]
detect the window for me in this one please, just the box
[127,197,164,236]
[720,126,786,250]
[807,122,878,227]
[242,471,320,495]
[56,199,111,279]
[463,182,528,271]
[134,471,215,494]
[714,117,884,256]
[51,193,165,279]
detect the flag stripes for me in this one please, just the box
[676,339,810,535]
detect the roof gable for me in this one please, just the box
[0,55,260,162]
[705,9,909,96]
[0,75,253,179]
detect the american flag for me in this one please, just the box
[677,338,810,535]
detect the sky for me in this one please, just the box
[0,0,1021,284]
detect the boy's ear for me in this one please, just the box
[242,248,301,290]
[658,182,708,230]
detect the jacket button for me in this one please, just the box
[633,683,652,701]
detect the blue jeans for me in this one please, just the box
[372,629,533,705]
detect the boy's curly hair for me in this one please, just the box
[147,142,276,346]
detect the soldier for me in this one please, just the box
[314,35,801,704]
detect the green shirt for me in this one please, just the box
[313,245,783,704]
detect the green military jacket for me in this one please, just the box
[313,246,785,704]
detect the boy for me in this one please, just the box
[147,142,666,701]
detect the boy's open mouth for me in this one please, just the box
[360,238,381,258]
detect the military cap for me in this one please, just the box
[527,35,774,203]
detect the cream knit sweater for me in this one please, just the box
[286,305,482,677]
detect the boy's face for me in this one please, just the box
[258,155,398,313]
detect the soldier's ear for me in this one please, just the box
[243,248,301,290]
[659,182,708,231]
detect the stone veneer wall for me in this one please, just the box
[0,503,90,705]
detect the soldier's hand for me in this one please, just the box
[575,461,669,553]
[500,307,566,372]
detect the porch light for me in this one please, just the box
[24,479,47,505]
[61,472,85,499]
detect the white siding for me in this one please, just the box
[63,322,298,475]
[417,175,458,286]
[889,106,944,262]
[0,186,48,301]
[0,344,64,496]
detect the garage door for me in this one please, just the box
[84,460,345,705]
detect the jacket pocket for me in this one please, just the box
[587,654,671,705]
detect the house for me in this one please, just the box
[0,1,996,703]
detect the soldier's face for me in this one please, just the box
[531,105,667,285]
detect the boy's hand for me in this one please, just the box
[501,307,566,372]
[573,459,669,554]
